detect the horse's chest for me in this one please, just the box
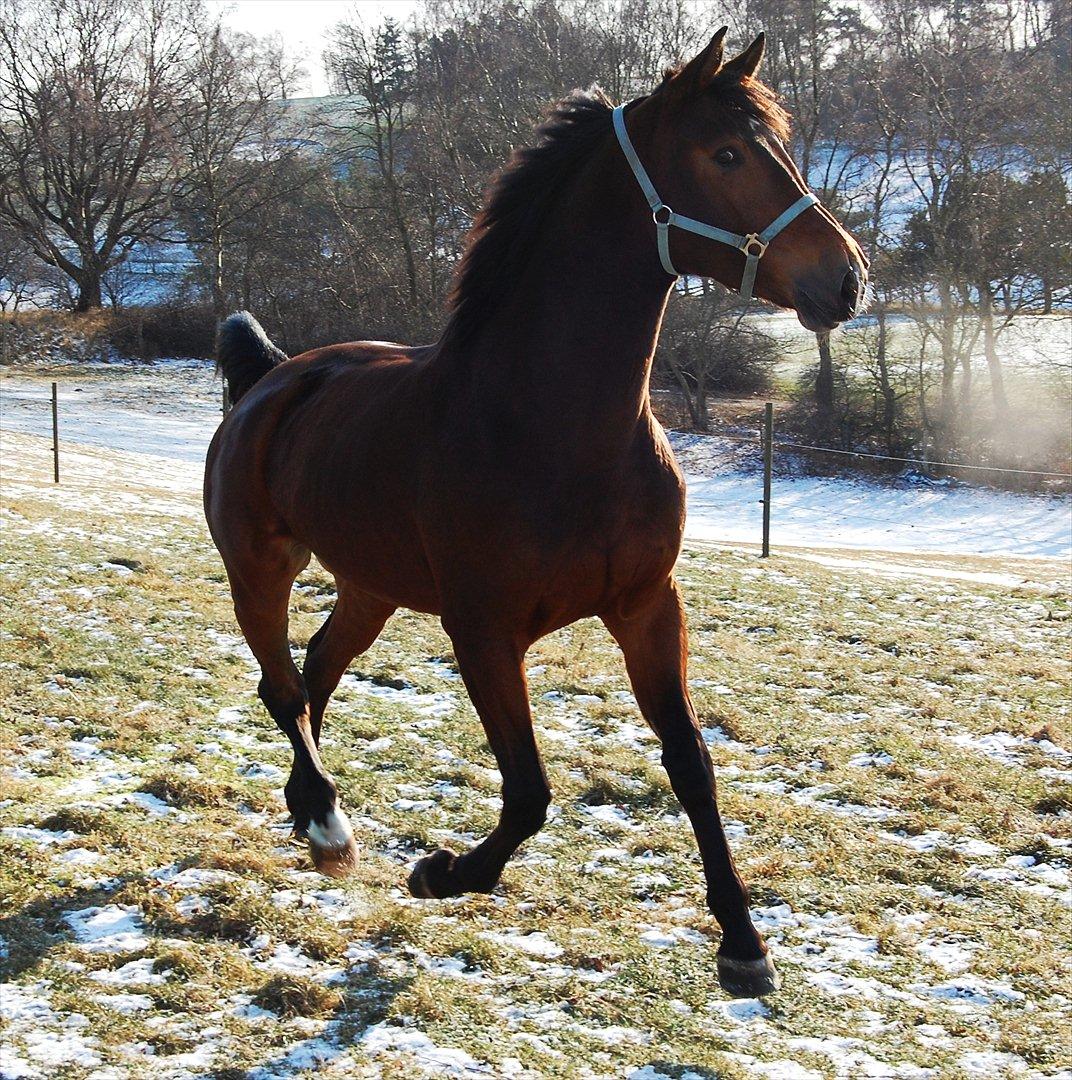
[521,460,685,617]
[422,429,685,624]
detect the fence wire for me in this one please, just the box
[675,427,1072,479]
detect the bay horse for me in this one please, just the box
[204,29,867,998]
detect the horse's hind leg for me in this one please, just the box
[408,629,550,899]
[303,587,395,746]
[297,588,393,869]
[225,541,352,877]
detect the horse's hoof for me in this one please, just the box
[305,809,358,879]
[407,848,456,899]
[717,951,780,998]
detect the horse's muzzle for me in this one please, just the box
[794,262,865,331]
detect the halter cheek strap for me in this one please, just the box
[612,105,818,300]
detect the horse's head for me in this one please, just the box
[622,28,868,330]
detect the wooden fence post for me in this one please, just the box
[51,381,59,484]
[761,401,773,557]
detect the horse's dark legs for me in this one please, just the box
[408,632,550,899]
[304,589,395,744]
[296,588,394,873]
[603,579,777,998]
[226,547,351,877]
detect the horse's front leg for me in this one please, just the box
[408,628,550,899]
[603,578,778,998]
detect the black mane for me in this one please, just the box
[441,88,614,348]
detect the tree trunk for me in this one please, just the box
[666,352,708,432]
[875,301,896,453]
[387,178,420,308]
[74,271,103,312]
[815,332,834,408]
[211,221,226,321]
[937,281,957,427]
[694,371,709,433]
[979,284,1009,427]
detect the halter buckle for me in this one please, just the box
[652,204,674,226]
[740,233,768,258]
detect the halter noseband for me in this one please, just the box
[612,105,818,300]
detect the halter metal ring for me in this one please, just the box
[740,233,768,258]
[652,204,674,226]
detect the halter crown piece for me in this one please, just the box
[611,105,818,300]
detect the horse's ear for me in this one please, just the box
[720,33,766,83]
[664,27,728,101]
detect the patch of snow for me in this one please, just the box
[787,1036,936,1079]
[913,977,1025,1009]
[947,729,1071,767]
[915,938,979,974]
[93,991,153,1013]
[724,1052,823,1080]
[0,983,102,1070]
[360,1021,496,1076]
[847,751,894,768]
[483,930,564,959]
[883,830,1000,857]
[88,958,165,986]
[579,804,637,829]
[63,905,150,954]
[681,463,1071,559]
[337,673,457,717]
[1,826,77,846]
[238,761,286,781]
[958,1049,1032,1075]
[53,848,103,867]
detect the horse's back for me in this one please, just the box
[204,339,439,601]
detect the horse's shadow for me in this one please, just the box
[0,875,413,1077]
[0,880,120,978]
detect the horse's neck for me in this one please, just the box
[457,142,673,459]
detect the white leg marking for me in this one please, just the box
[307,807,355,850]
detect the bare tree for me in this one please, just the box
[326,16,426,310]
[0,218,40,313]
[657,284,779,430]
[0,0,192,310]
[171,17,303,318]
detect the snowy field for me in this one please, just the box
[2,363,1069,561]
[1,427,1070,1078]
[1,362,1070,1079]
[756,310,1072,381]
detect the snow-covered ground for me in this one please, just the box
[2,365,1069,560]
[676,446,1071,559]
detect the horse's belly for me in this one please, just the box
[294,506,443,614]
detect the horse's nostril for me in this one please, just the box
[840,267,861,314]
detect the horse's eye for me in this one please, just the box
[714,147,740,167]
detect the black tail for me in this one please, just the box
[216,311,288,405]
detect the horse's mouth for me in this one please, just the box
[794,290,844,333]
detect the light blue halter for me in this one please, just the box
[612,105,818,300]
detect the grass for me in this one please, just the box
[0,428,1070,1079]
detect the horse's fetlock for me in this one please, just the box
[504,787,551,836]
